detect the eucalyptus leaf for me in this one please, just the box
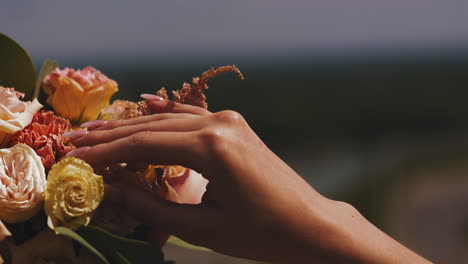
[0,33,36,100]
[55,226,111,264]
[77,225,165,264]
[34,59,59,99]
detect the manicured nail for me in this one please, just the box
[62,130,89,139]
[66,146,91,157]
[81,120,108,129]
[140,94,164,101]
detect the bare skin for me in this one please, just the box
[68,98,431,263]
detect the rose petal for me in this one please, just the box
[43,67,118,124]
[0,144,46,223]
[45,157,104,230]
[0,87,42,146]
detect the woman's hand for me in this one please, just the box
[67,98,430,263]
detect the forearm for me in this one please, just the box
[284,196,431,264]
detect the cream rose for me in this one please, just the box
[45,157,104,230]
[0,144,47,223]
[0,87,42,147]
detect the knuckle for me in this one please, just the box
[199,128,224,146]
[115,119,127,128]
[83,131,102,144]
[212,110,244,125]
[154,113,175,121]
[197,128,230,156]
[128,131,152,146]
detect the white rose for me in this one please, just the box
[0,86,42,147]
[0,144,47,223]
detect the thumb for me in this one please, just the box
[103,184,214,245]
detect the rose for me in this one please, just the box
[165,168,208,205]
[93,164,207,247]
[44,157,104,230]
[43,67,118,124]
[0,87,43,147]
[147,168,208,247]
[0,144,47,223]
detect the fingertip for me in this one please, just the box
[81,120,108,130]
[62,129,88,139]
[145,99,173,113]
[66,146,91,158]
[141,94,164,101]
[146,100,211,116]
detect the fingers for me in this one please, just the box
[72,117,205,147]
[104,183,215,246]
[145,100,211,116]
[86,113,199,131]
[70,131,205,172]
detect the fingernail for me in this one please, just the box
[62,130,89,139]
[81,120,108,129]
[66,146,91,157]
[140,94,164,101]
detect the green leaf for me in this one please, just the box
[77,225,165,264]
[0,33,36,100]
[34,59,59,99]
[113,251,132,264]
[167,236,211,252]
[55,226,111,264]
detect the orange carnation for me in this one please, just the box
[10,111,73,171]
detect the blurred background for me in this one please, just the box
[2,1,468,263]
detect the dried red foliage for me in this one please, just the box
[163,65,244,109]
[9,111,73,171]
[100,100,151,120]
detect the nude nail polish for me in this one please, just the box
[62,130,89,139]
[140,94,164,101]
[81,120,108,129]
[66,146,91,157]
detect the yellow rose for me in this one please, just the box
[44,157,104,230]
[0,86,42,147]
[42,67,118,125]
[0,144,47,223]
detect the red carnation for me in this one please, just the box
[9,111,74,171]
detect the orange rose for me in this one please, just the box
[43,67,118,125]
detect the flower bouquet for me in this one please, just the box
[0,33,242,264]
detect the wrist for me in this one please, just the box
[316,199,431,264]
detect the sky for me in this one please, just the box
[1,0,467,60]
